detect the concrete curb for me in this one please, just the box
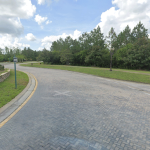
[0,71,36,123]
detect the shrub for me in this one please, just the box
[0,65,4,71]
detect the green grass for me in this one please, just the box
[0,70,29,108]
[18,61,42,64]
[21,63,150,84]
[0,69,9,75]
[112,68,150,74]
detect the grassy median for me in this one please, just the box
[21,63,150,84]
[0,70,29,108]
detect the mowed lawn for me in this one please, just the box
[21,63,150,84]
[0,70,29,108]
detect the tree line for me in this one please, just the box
[38,21,150,70]
[0,47,41,62]
[0,21,150,70]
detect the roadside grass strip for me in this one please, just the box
[21,64,150,84]
[0,70,29,108]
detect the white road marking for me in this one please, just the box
[144,93,150,96]
[41,91,71,99]
[53,91,71,96]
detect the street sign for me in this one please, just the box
[13,57,18,62]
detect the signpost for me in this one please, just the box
[13,56,17,89]
[110,47,114,71]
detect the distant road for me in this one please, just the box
[0,61,42,66]
[0,62,12,65]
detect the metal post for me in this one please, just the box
[14,56,17,89]
[110,53,112,71]
[14,62,17,89]
[110,47,114,71]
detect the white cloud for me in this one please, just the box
[0,0,36,36]
[40,30,82,49]
[41,33,68,48]
[96,0,150,36]
[46,20,52,25]
[25,33,36,41]
[138,0,147,4]
[37,0,59,5]
[0,17,23,36]
[38,0,45,5]
[38,47,44,51]
[73,30,82,40]
[35,14,47,25]
[0,34,30,49]
[0,0,36,19]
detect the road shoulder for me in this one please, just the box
[0,71,37,127]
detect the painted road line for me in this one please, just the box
[144,93,150,96]
[0,73,38,128]
[53,91,71,96]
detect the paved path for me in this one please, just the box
[0,64,150,150]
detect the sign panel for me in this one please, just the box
[13,58,18,62]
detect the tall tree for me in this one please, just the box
[122,25,132,45]
[106,27,117,49]
[131,21,148,42]
[78,32,92,52]
[90,26,105,49]
[0,48,4,62]
[85,46,109,67]
[0,48,3,55]
[60,49,73,65]
[70,39,81,54]
[117,25,132,49]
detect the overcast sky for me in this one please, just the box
[0,0,150,50]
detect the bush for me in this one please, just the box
[0,65,4,71]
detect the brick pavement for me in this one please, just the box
[0,64,150,150]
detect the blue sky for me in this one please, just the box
[22,0,112,50]
[0,0,150,51]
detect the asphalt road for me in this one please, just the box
[0,64,150,150]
